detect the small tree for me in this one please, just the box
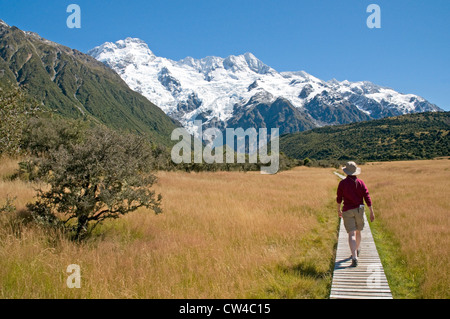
[0,85,38,156]
[28,126,162,240]
[303,158,311,166]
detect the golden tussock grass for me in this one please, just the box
[360,159,449,298]
[1,157,448,299]
[0,158,339,299]
[0,157,36,210]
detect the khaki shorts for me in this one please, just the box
[342,207,365,233]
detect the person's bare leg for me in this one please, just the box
[356,230,361,254]
[348,231,357,259]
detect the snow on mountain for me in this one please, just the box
[88,38,442,135]
[0,19,9,27]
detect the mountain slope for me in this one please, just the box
[279,112,450,162]
[0,21,179,146]
[89,38,442,136]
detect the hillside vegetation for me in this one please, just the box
[280,112,449,162]
[0,23,178,146]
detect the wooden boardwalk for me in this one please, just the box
[330,172,393,299]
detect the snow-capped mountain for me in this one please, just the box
[88,37,442,135]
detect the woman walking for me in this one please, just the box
[336,162,375,267]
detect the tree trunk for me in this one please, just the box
[75,215,88,241]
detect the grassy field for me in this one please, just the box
[0,158,448,298]
[0,158,339,298]
[361,159,450,298]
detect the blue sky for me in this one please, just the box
[1,0,449,110]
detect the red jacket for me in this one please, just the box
[337,175,372,212]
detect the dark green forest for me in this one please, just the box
[280,112,449,162]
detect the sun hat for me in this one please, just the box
[342,161,361,176]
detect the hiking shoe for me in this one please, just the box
[349,249,360,259]
[351,258,358,267]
